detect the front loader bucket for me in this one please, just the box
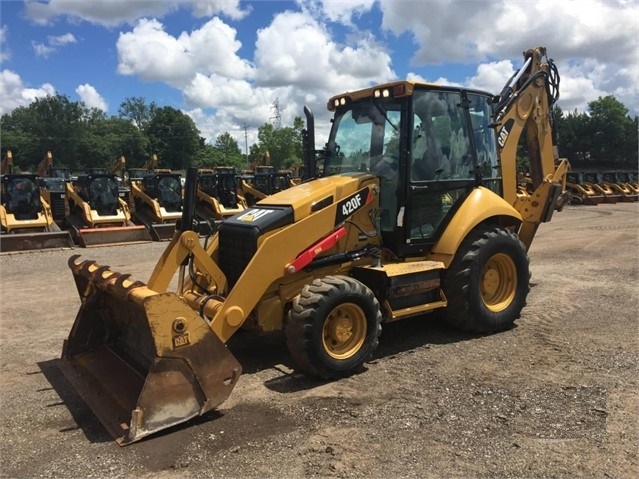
[71,224,152,247]
[60,255,241,445]
[0,230,74,253]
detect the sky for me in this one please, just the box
[1,0,638,149]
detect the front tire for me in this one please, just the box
[285,275,382,379]
[442,226,530,333]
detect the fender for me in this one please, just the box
[431,186,522,260]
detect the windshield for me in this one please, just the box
[89,176,119,215]
[50,168,70,179]
[200,173,239,208]
[326,98,402,177]
[157,176,182,211]
[5,177,41,219]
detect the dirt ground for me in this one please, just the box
[0,202,637,479]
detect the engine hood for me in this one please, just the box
[254,172,376,223]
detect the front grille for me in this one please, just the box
[217,205,294,289]
[218,223,259,289]
[50,192,67,221]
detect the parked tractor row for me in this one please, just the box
[562,171,637,204]
[0,151,297,253]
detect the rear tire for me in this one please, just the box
[286,275,382,379]
[442,226,529,333]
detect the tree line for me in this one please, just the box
[1,93,636,174]
[0,94,304,173]
[553,96,637,170]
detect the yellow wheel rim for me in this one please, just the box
[481,253,517,312]
[322,303,367,360]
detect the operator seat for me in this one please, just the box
[412,130,447,181]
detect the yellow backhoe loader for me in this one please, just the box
[59,46,569,445]
[0,151,73,252]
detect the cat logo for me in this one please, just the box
[497,118,515,149]
[237,208,274,222]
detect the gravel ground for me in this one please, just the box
[0,202,637,479]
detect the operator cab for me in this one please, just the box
[567,172,586,185]
[323,82,501,257]
[584,172,605,186]
[1,175,42,220]
[198,168,241,209]
[75,174,121,216]
[142,173,183,212]
[251,167,294,196]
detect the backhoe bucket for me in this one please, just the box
[60,255,241,445]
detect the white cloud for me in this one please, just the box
[0,70,55,115]
[254,11,394,92]
[76,83,108,111]
[379,0,637,65]
[116,10,395,144]
[24,0,250,27]
[116,17,253,87]
[186,107,260,149]
[465,60,517,93]
[32,41,55,58]
[0,25,9,62]
[9,0,637,146]
[298,0,376,25]
[377,0,639,115]
[32,32,77,58]
[48,33,77,46]
[190,0,251,20]
[184,74,266,111]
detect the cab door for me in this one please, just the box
[400,89,500,257]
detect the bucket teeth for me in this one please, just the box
[114,273,132,288]
[112,274,146,297]
[77,258,101,278]
[68,256,148,301]
[94,265,114,282]
[68,255,96,277]
[68,254,82,268]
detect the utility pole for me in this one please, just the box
[242,122,249,168]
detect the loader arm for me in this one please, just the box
[130,181,165,220]
[1,151,14,174]
[238,178,268,205]
[147,182,377,343]
[36,151,54,177]
[207,199,354,342]
[495,46,569,249]
[109,156,127,179]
